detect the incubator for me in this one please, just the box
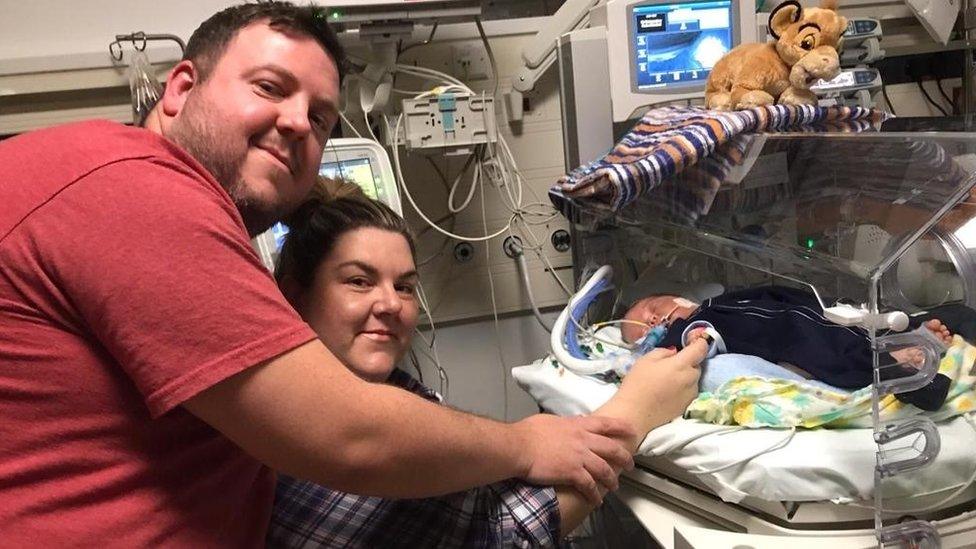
[546,125,976,547]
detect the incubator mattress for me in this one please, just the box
[512,359,976,505]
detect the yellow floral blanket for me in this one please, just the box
[686,336,976,429]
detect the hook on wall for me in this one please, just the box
[109,32,187,62]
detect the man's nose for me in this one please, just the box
[277,98,312,139]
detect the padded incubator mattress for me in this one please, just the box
[513,351,976,506]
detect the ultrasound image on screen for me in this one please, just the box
[632,0,733,89]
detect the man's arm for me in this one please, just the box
[184,339,635,502]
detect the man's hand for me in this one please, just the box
[512,414,635,504]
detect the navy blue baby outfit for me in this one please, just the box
[658,286,951,411]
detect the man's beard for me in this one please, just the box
[167,94,283,237]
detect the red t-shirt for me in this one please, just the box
[0,120,317,546]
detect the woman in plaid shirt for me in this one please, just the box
[268,180,707,548]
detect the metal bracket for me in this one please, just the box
[109,32,187,62]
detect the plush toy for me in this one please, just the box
[705,0,846,111]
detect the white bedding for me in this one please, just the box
[512,358,976,504]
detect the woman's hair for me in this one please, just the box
[275,177,416,295]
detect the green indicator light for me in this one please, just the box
[331,11,341,19]
[805,238,815,249]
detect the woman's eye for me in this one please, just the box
[347,278,371,288]
[396,284,416,295]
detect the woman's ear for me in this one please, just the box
[276,272,305,313]
[158,60,198,117]
[769,0,803,40]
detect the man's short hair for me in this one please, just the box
[184,1,347,84]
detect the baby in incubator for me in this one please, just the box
[621,286,955,411]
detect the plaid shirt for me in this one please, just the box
[267,369,561,548]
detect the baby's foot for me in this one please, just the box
[889,319,952,368]
[923,319,953,345]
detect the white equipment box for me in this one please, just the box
[401,94,497,150]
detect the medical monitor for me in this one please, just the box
[319,138,401,213]
[597,0,747,122]
[251,138,402,271]
[629,0,734,92]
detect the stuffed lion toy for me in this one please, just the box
[705,0,846,110]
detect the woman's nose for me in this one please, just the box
[372,286,402,315]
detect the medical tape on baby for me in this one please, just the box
[681,320,726,358]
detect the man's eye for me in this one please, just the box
[310,112,330,130]
[257,81,283,96]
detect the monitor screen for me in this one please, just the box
[631,0,733,91]
[267,157,383,251]
[319,157,380,201]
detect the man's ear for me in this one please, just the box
[158,60,199,117]
[769,0,803,40]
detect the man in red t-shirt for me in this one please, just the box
[0,3,652,546]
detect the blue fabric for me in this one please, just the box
[700,353,850,394]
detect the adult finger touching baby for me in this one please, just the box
[596,339,708,452]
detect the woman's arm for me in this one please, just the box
[555,340,708,536]
[266,341,706,547]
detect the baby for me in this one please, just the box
[622,286,954,411]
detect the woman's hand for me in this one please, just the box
[628,340,707,421]
[595,339,708,452]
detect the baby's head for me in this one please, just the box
[621,294,700,343]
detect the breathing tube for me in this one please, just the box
[550,266,667,377]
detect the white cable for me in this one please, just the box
[513,218,573,297]
[660,426,745,455]
[514,251,552,333]
[475,18,499,98]
[481,176,509,420]
[392,114,514,242]
[687,428,797,475]
[362,110,380,143]
[414,279,449,400]
[394,64,469,89]
[338,110,363,138]
[447,156,481,213]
